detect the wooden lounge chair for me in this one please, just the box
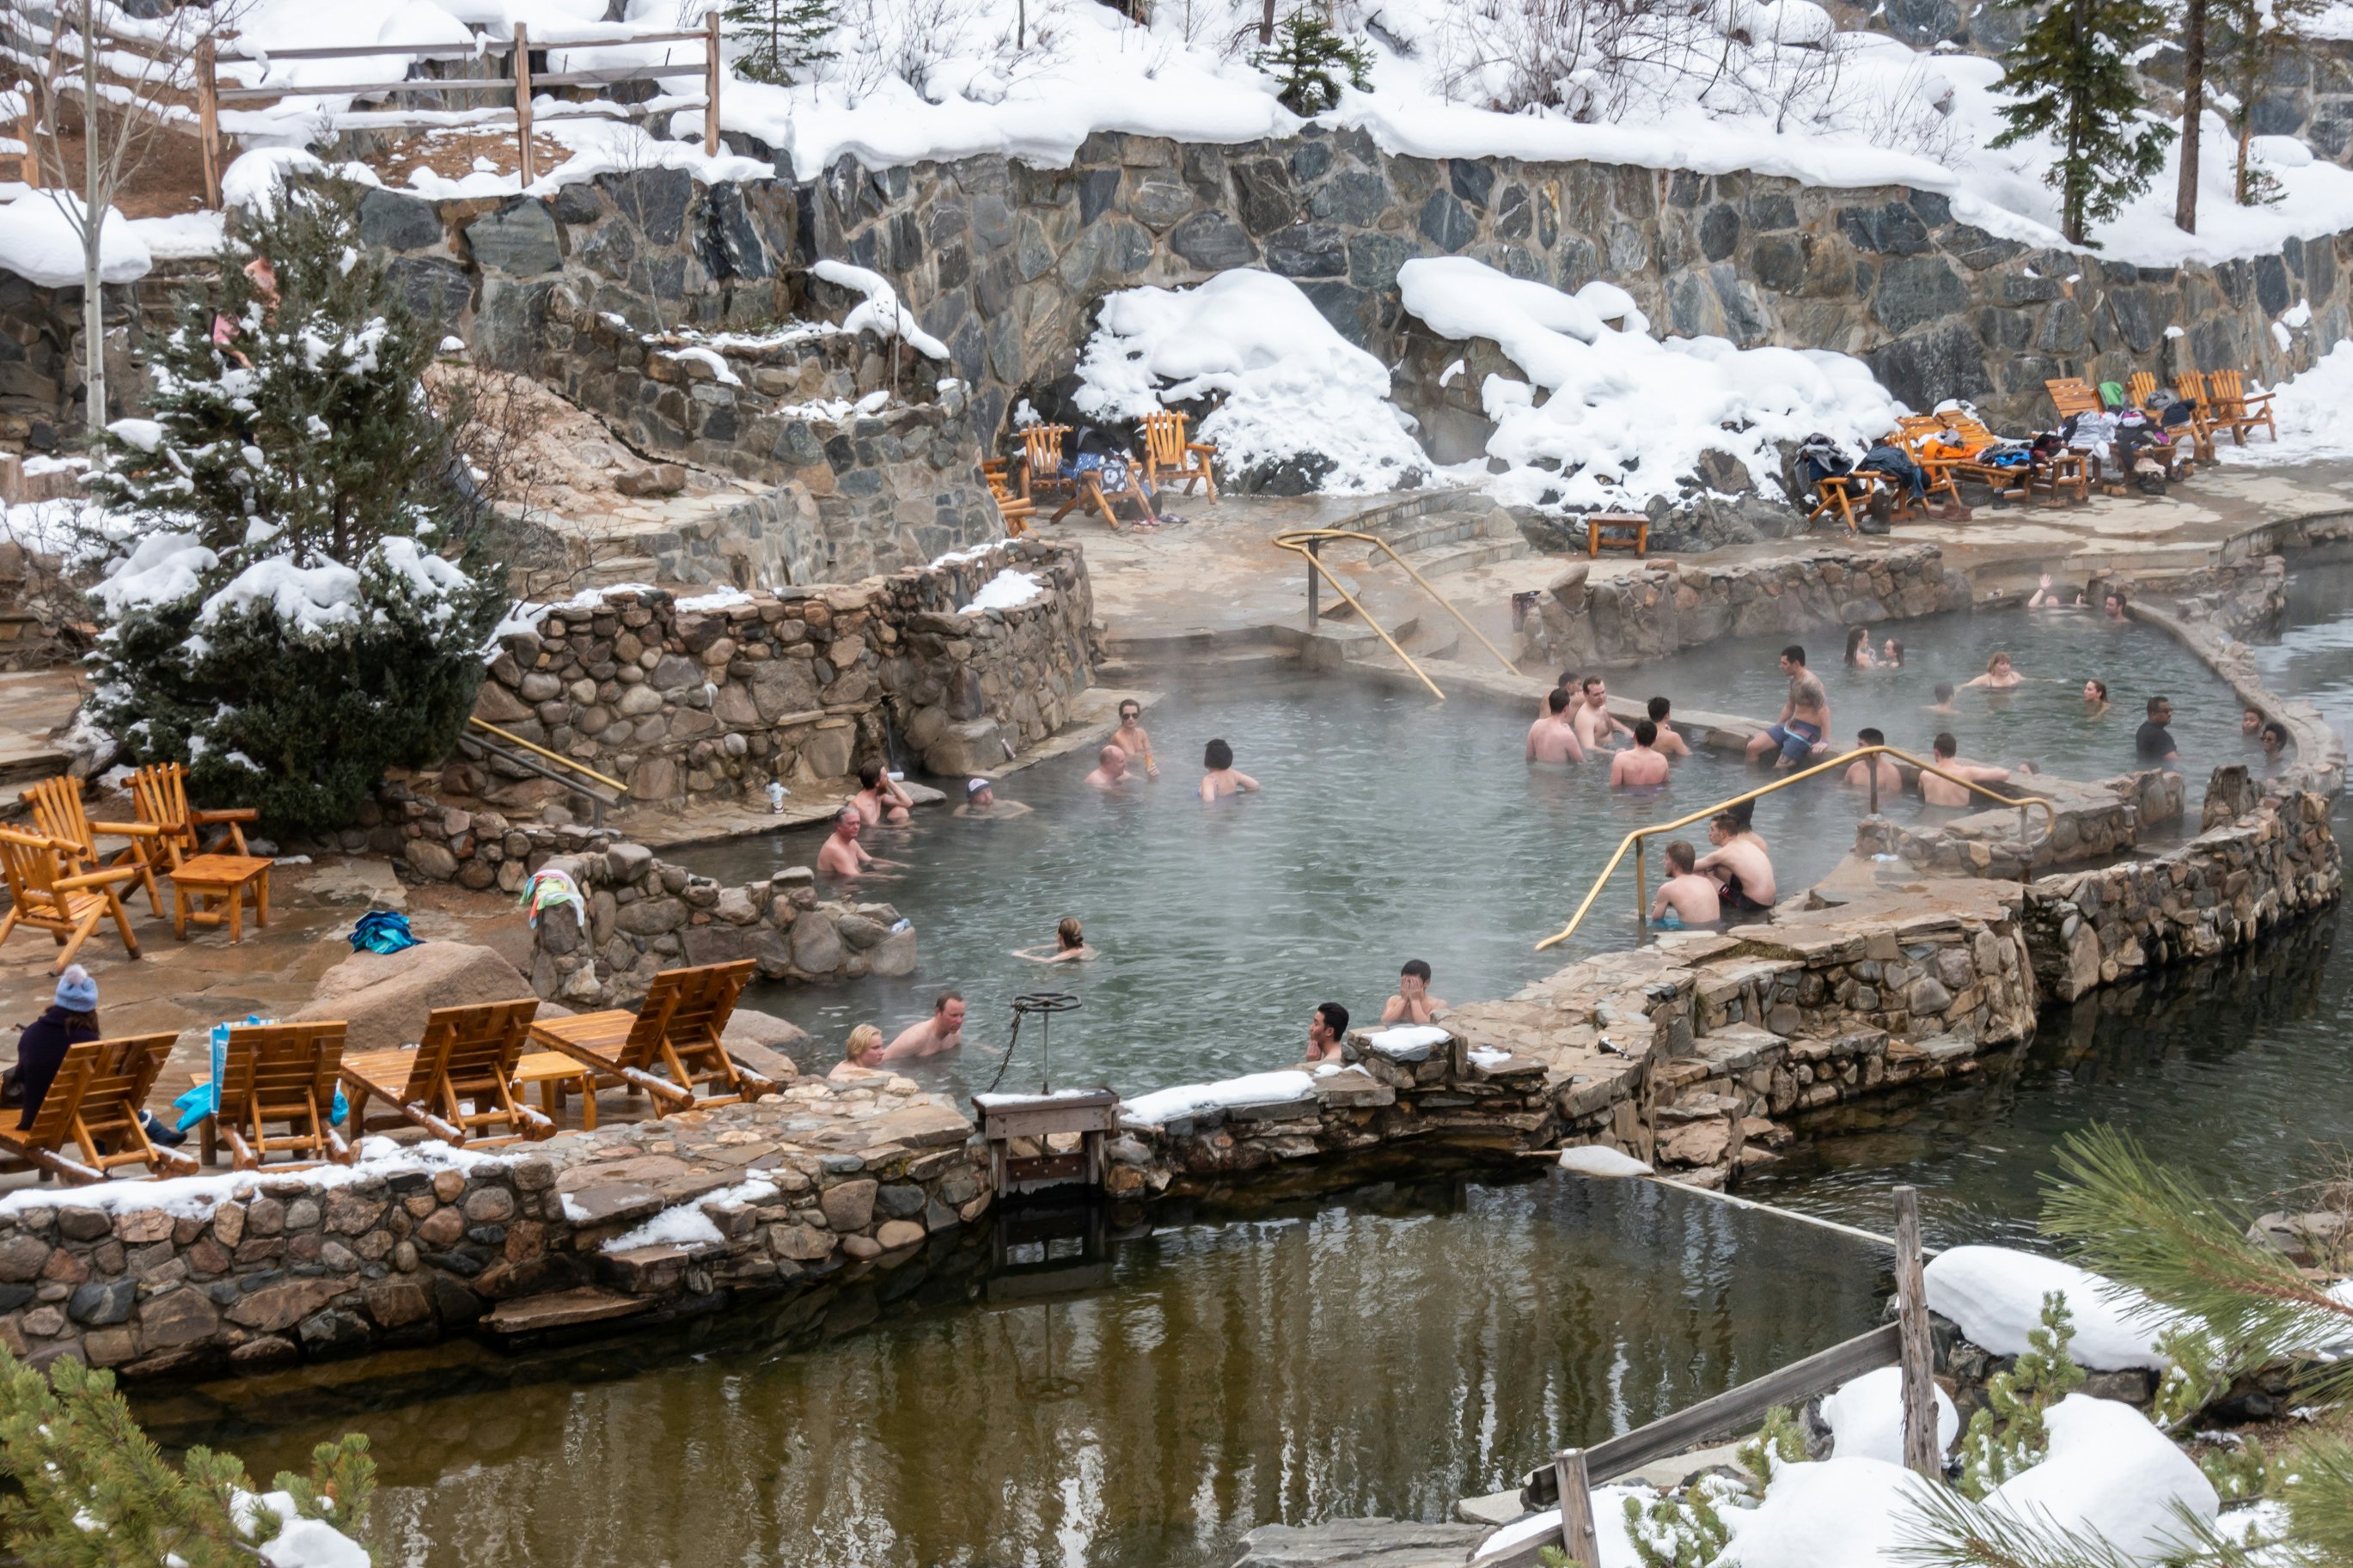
[211,1021,353,1170]
[340,998,552,1146]
[26,774,165,917]
[2203,369,2277,444]
[0,1033,194,1184]
[2045,377,2103,421]
[529,960,770,1113]
[1138,409,1218,498]
[0,826,142,972]
[1018,424,1141,530]
[129,760,258,869]
[1896,414,2028,504]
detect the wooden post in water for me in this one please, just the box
[1305,536,1321,627]
[1553,1449,1600,1566]
[1893,1186,1939,1476]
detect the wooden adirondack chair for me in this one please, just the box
[211,1021,353,1170]
[1804,471,1877,534]
[1138,410,1218,498]
[128,761,258,869]
[2046,377,2102,420]
[26,775,164,917]
[529,960,769,1113]
[981,458,1036,537]
[0,827,142,972]
[1018,424,1140,530]
[340,998,552,1146]
[0,1034,194,1183]
[2203,369,2277,443]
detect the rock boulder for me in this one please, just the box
[294,943,535,1054]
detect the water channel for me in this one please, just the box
[127,590,2349,1565]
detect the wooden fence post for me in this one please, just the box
[1552,1449,1600,1567]
[1894,1186,1940,1476]
[195,38,220,208]
[512,22,534,186]
[703,10,721,157]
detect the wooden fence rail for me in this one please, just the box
[193,16,721,206]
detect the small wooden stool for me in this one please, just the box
[167,854,272,943]
[514,1050,598,1131]
[1586,512,1650,558]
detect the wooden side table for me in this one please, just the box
[167,854,272,943]
[514,1050,599,1131]
[1586,512,1650,558]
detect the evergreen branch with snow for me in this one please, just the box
[1892,1476,2291,1568]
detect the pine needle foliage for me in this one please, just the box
[1253,9,1373,115]
[1985,0,2173,245]
[1954,1292,2087,1500]
[0,1346,375,1567]
[724,0,836,85]
[82,178,497,837]
[1620,1405,1809,1568]
[2040,1126,2353,1412]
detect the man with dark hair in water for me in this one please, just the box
[1306,1001,1350,1065]
[1747,645,1830,769]
[1646,696,1691,760]
[1696,810,1777,913]
[1610,719,1671,788]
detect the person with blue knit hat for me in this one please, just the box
[14,965,99,1131]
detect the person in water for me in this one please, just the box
[1921,731,2029,806]
[2082,679,2110,717]
[1526,688,1588,764]
[880,992,967,1059]
[1111,699,1160,778]
[1843,626,1877,668]
[2104,589,2129,622]
[1650,839,1723,929]
[1962,651,2025,690]
[1696,810,1777,913]
[1747,645,1830,770]
[1646,697,1691,760]
[2261,721,2289,768]
[1842,727,1903,796]
[1572,676,1631,753]
[1014,917,1096,964]
[1085,744,1131,790]
[1199,738,1261,800]
[1610,720,1672,788]
[818,808,900,880]
[1305,1000,1350,1065]
[853,759,915,826]
[956,778,1031,817]
[834,1024,887,1076]
[1928,681,1959,715]
[1381,959,1448,1025]
[2136,696,2180,765]
[1881,638,1904,668]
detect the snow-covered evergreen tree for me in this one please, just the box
[724,0,836,84]
[83,180,496,837]
[2215,0,2325,205]
[1986,0,2173,245]
[1253,8,1374,115]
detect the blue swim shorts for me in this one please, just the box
[1763,718,1822,765]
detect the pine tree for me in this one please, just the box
[82,179,497,837]
[1953,1292,2087,1499]
[1986,0,2174,246]
[0,1346,376,1565]
[1253,8,1374,116]
[2214,0,2325,205]
[724,0,836,85]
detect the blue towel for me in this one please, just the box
[350,910,418,955]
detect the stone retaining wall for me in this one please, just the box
[1856,769,2186,879]
[0,1077,987,1380]
[1526,543,1970,671]
[467,535,1095,808]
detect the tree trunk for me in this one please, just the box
[2237,110,2253,204]
[2177,0,2206,232]
[1260,0,1276,46]
[78,0,106,431]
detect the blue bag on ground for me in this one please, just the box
[350,910,418,955]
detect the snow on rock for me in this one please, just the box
[1719,1456,1923,1568]
[0,1136,504,1220]
[962,567,1044,614]
[1818,1364,1959,1465]
[0,195,153,287]
[1923,1246,2179,1370]
[1557,1144,1653,1178]
[1120,1070,1315,1127]
[1361,1024,1450,1060]
[1986,1394,2218,1560]
[231,1489,372,1568]
[1470,1483,1652,1567]
[1398,255,1900,518]
[812,259,950,360]
[1072,269,1427,494]
[601,1177,779,1254]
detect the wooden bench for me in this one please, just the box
[340,998,551,1146]
[1585,512,1648,557]
[26,775,164,918]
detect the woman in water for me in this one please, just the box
[1881,638,1904,668]
[1014,917,1097,964]
[1199,738,1262,801]
[1963,651,2026,690]
[834,1024,886,1076]
[1843,627,1877,668]
[2083,678,2110,716]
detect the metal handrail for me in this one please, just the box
[1271,527,1522,700]
[469,717,629,793]
[1532,745,2058,953]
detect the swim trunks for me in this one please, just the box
[1655,910,1685,930]
[1763,718,1822,765]
[1719,871,1772,914]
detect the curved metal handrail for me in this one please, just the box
[1271,527,1522,700]
[1532,745,2058,953]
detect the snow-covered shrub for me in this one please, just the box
[1253,8,1373,113]
[1953,1290,2087,1498]
[1072,269,1427,493]
[83,180,496,837]
[1621,1404,1806,1568]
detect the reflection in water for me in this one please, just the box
[150,1176,1885,1568]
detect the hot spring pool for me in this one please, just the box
[675,608,2242,1097]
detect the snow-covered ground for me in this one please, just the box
[2214,338,2353,466]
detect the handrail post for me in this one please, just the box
[1893,1187,1939,1476]
[1633,839,1647,931]
[1867,760,1879,817]
[1305,536,1320,628]
[1553,1449,1599,1566]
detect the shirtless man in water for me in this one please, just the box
[1525,689,1587,764]
[1841,727,1904,797]
[1381,959,1448,1025]
[1696,810,1777,913]
[1610,720,1672,788]
[1110,699,1159,779]
[1573,676,1631,753]
[1747,646,1830,770]
[817,808,897,880]
[1085,745,1130,790]
[879,992,967,1060]
[852,760,914,826]
[1649,839,1722,928]
[1921,731,2030,806]
[1646,697,1691,760]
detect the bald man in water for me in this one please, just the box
[1085,744,1130,790]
